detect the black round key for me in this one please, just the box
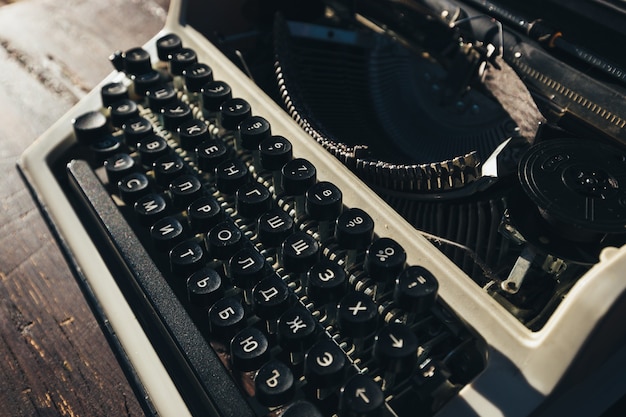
[153,153,186,186]
[123,47,152,76]
[306,260,348,306]
[229,247,267,291]
[134,193,169,226]
[196,139,230,173]
[373,322,419,374]
[90,135,122,161]
[220,98,252,130]
[230,327,270,372]
[257,208,294,247]
[337,292,379,339]
[365,238,407,283]
[147,84,177,112]
[134,70,163,97]
[282,400,324,417]
[138,135,170,167]
[149,216,186,252]
[187,196,224,233]
[305,181,343,221]
[72,111,109,145]
[255,359,295,407]
[109,99,139,127]
[123,116,153,147]
[280,232,320,274]
[206,221,244,260]
[187,267,223,306]
[281,158,317,197]
[304,338,348,388]
[208,296,246,339]
[215,159,249,194]
[277,304,318,353]
[236,182,272,219]
[162,101,192,131]
[118,172,150,204]
[169,239,205,276]
[104,153,135,185]
[335,208,375,250]
[169,174,203,208]
[184,63,213,93]
[178,119,210,151]
[101,82,128,107]
[253,275,292,321]
[338,374,385,417]
[156,33,182,61]
[201,80,232,113]
[259,136,293,171]
[170,47,198,76]
[238,116,271,151]
[393,266,439,316]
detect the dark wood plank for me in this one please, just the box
[0,0,169,415]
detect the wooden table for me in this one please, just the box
[0,1,168,415]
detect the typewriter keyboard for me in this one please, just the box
[59,34,486,417]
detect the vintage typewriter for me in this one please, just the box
[18,0,626,416]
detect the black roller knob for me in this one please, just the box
[238,116,271,151]
[393,266,439,317]
[170,47,198,76]
[254,359,295,408]
[201,80,232,113]
[156,33,183,61]
[208,296,246,339]
[184,63,213,93]
[339,374,385,417]
[109,99,139,128]
[187,196,224,233]
[187,267,223,307]
[101,82,128,107]
[337,292,378,339]
[205,221,244,260]
[220,98,252,130]
[230,327,270,372]
[123,47,152,76]
[72,111,109,145]
[236,182,272,219]
[178,119,210,151]
[259,135,293,171]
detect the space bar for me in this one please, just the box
[66,159,255,417]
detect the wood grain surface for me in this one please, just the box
[0,1,169,415]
